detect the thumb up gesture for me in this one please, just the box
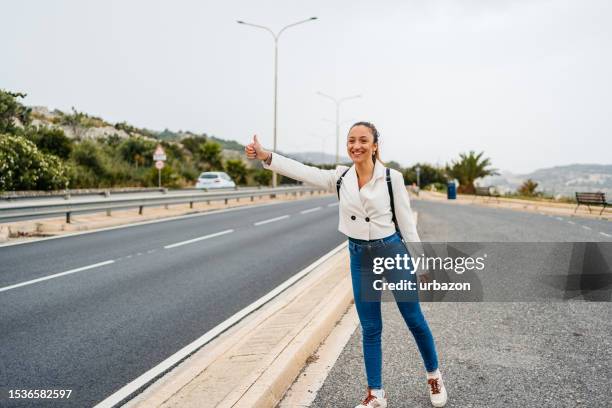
[245,134,270,161]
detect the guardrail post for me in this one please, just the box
[189,201,193,209]
[224,198,228,205]
[270,194,276,199]
[207,200,210,205]
[250,196,254,202]
[66,212,71,224]
[139,206,143,215]
[106,209,111,216]
[164,204,168,210]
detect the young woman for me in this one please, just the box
[245,122,447,408]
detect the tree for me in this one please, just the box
[518,179,538,196]
[0,134,69,191]
[0,89,31,134]
[180,135,207,155]
[24,126,73,159]
[252,168,272,186]
[445,151,498,194]
[71,140,106,175]
[199,140,223,171]
[225,159,247,185]
[118,137,155,167]
[403,163,447,187]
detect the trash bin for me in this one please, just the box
[447,182,456,200]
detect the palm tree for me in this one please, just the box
[446,151,499,194]
[518,179,538,196]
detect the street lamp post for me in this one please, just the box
[237,17,317,187]
[316,92,361,164]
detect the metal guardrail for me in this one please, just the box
[0,185,326,223]
[0,185,286,201]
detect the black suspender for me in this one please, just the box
[385,167,400,234]
[336,167,350,198]
[336,166,400,234]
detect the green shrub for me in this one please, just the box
[252,168,272,186]
[24,126,73,159]
[0,134,69,191]
[224,159,247,185]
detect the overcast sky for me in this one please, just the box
[2,0,611,173]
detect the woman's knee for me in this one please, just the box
[361,319,383,339]
[397,302,426,328]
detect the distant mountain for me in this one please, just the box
[479,164,612,197]
[284,151,350,165]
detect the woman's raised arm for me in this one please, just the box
[245,134,347,191]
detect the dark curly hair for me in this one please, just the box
[348,121,381,164]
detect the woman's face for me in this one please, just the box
[347,125,377,164]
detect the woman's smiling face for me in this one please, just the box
[347,125,377,164]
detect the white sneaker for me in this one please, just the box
[427,372,448,407]
[354,388,388,408]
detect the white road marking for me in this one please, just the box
[93,241,348,408]
[567,221,575,225]
[0,198,292,248]
[555,217,564,221]
[254,215,290,226]
[327,202,339,207]
[164,229,234,249]
[600,232,612,238]
[582,225,592,230]
[0,260,115,293]
[300,206,321,214]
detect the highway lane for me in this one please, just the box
[0,195,343,408]
[312,199,612,408]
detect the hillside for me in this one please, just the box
[479,164,612,197]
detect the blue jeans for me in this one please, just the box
[348,231,439,389]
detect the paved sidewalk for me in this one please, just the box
[417,190,610,221]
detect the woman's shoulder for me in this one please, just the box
[386,167,404,181]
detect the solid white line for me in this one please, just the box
[93,241,348,408]
[567,221,576,225]
[254,215,289,226]
[300,206,321,214]
[163,229,234,249]
[600,232,612,238]
[0,260,115,293]
[327,202,339,207]
[555,217,564,221]
[582,225,592,230]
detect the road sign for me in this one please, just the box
[153,145,166,161]
[155,160,164,170]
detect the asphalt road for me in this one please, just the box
[311,199,612,408]
[0,195,344,408]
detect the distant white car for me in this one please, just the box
[195,172,236,189]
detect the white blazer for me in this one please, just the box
[263,152,425,263]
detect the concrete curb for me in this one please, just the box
[121,243,351,408]
[227,273,352,408]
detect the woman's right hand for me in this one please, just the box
[245,134,270,161]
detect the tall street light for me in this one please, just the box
[237,17,318,187]
[316,92,361,164]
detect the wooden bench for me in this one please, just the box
[575,192,609,215]
[473,186,500,203]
